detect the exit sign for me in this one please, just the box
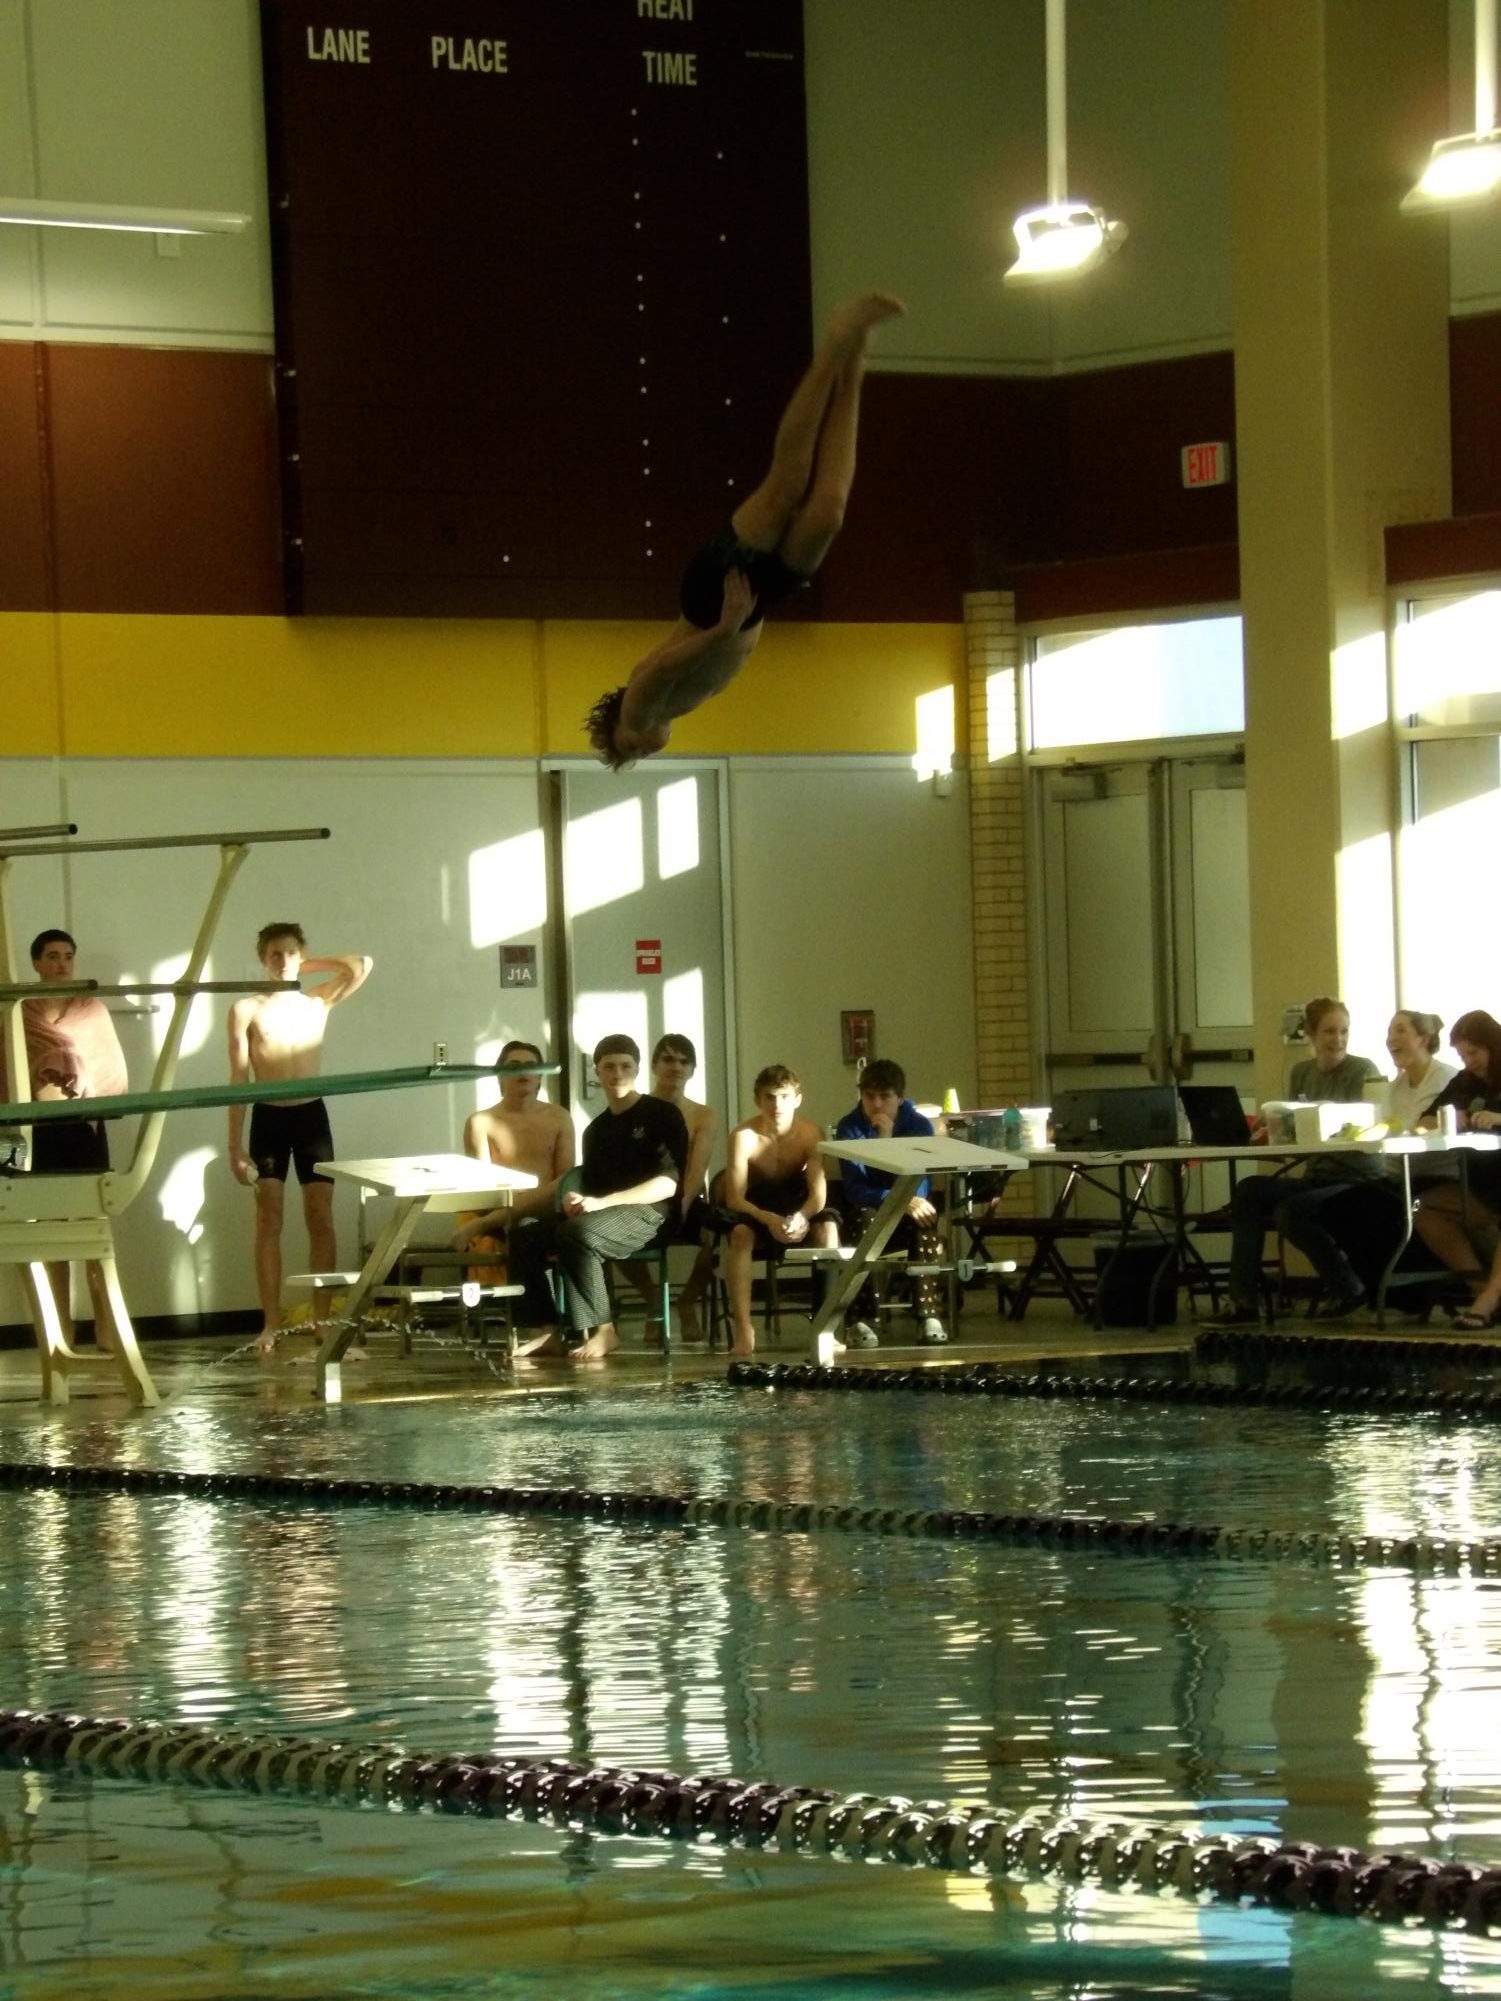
[1181,441,1231,488]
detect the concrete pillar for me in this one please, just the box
[1230,0,1451,1092]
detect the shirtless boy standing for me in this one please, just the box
[227,923,372,1352]
[451,1039,574,1253]
[721,1064,839,1360]
[584,293,905,768]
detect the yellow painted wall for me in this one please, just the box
[3,612,965,762]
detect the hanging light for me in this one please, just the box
[1402,0,1501,212]
[1005,0,1127,286]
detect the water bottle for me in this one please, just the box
[1001,1104,1022,1151]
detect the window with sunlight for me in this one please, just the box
[1396,589,1501,1027]
[1396,591,1501,728]
[1029,616,1244,751]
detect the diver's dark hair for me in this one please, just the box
[29,929,75,962]
[584,687,631,769]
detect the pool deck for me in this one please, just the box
[0,1296,1468,1421]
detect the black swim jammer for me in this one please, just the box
[678,527,811,631]
[247,1098,335,1185]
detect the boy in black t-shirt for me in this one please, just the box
[508,1034,687,1361]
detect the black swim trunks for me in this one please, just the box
[733,1173,839,1256]
[678,527,812,631]
[248,1098,335,1185]
[31,1117,110,1175]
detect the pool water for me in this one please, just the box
[2,1374,1501,1995]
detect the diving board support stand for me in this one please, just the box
[0,825,329,1405]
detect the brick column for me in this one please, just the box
[964,590,1032,1110]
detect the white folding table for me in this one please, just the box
[313,1154,537,1399]
[812,1135,1027,1356]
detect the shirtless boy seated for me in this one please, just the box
[721,1064,840,1360]
[227,922,372,1354]
[451,1040,574,1263]
[584,293,905,768]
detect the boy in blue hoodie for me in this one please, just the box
[834,1058,947,1346]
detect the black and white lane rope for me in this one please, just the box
[0,1457,1493,1574]
[727,1357,1501,1419]
[1,1706,1497,1932]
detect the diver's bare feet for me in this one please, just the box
[513,1327,564,1359]
[254,1330,279,1356]
[728,1327,756,1360]
[570,1324,619,1362]
[677,1299,705,1343]
[829,293,906,348]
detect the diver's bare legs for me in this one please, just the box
[730,294,903,555]
[777,345,867,575]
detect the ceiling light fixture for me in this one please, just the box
[0,198,248,236]
[1402,0,1500,212]
[1005,0,1127,286]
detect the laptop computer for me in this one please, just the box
[1051,1085,1180,1151]
[1178,1085,1252,1147]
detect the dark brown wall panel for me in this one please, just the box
[1452,312,1501,519]
[1012,543,1240,624]
[0,344,51,612]
[44,346,281,616]
[818,373,1058,623]
[1054,352,1238,561]
[1386,510,1501,587]
[262,0,811,618]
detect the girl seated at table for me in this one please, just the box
[1216,996,1383,1325]
[1413,1010,1501,1329]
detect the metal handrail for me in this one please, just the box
[0,827,329,860]
[0,981,299,1000]
[0,825,77,842]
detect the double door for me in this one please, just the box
[1039,755,1253,1110]
[553,762,731,1138]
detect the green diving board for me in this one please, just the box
[0,1060,560,1126]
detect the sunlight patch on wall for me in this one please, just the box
[912,687,955,781]
[987,667,1019,763]
[1331,630,1388,741]
[1336,830,1394,1061]
[656,776,700,880]
[662,967,706,1096]
[468,829,547,948]
[157,1145,215,1244]
[149,953,212,1060]
[564,799,644,917]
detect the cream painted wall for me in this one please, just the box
[0,0,272,348]
[803,0,1050,373]
[727,760,976,1134]
[1449,0,1501,313]
[1050,0,1235,368]
[0,750,976,1327]
[0,0,1489,363]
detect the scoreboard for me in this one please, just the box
[260,1,812,618]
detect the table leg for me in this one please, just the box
[312,1196,423,1401]
[1374,1156,1417,1331]
[810,1175,921,1351]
